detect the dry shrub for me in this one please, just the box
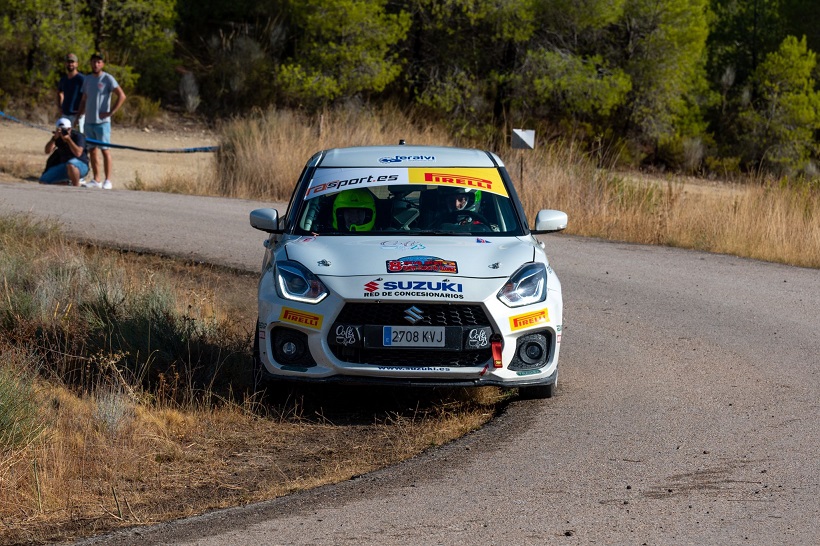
[0,349,44,453]
[512,142,820,268]
[0,155,40,180]
[115,95,164,127]
[127,171,209,195]
[0,382,500,544]
[209,104,454,200]
[0,382,197,542]
[709,182,820,266]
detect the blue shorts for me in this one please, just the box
[85,122,111,150]
[39,158,89,184]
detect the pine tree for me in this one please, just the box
[737,35,820,175]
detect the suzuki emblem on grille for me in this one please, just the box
[404,306,424,324]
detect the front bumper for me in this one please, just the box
[256,297,562,389]
[256,362,558,389]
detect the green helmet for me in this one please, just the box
[332,189,376,232]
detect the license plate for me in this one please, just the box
[383,326,445,347]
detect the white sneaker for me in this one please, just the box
[102,179,113,190]
[79,178,86,186]
[84,180,102,189]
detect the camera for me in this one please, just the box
[60,127,69,136]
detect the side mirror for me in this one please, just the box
[250,208,283,233]
[531,209,568,234]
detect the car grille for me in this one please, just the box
[334,303,489,327]
[330,303,492,367]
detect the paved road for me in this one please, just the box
[0,181,274,271]
[3,182,818,545]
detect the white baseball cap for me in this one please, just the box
[56,117,72,128]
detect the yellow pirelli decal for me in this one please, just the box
[408,168,508,197]
[509,309,549,331]
[279,307,323,330]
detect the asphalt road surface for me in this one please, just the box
[2,182,818,545]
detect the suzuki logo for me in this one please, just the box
[404,306,424,324]
[364,281,379,293]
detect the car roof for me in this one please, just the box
[314,145,504,168]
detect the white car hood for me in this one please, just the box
[283,236,536,278]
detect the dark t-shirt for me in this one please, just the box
[50,132,89,166]
[58,73,86,116]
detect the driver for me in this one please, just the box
[434,186,482,226]
[332,188,377,232]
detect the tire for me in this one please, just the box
[519,383,555,400]
[251,324,267,391]
[519,372,557,399]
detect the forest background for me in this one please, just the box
[1,0,819,180]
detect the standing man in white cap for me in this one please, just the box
[39,117,89,186]
[77,52,126,189]
[57,53,85,133]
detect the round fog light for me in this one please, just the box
[510,332,549,371]
[282,341,297,356]
[271,327,314,367]
[525,343,543,360]
[517,335,547,366]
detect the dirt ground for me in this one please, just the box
[0,116,216,186]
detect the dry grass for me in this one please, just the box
[146,105,817,269]
[0,155,40,181]
[208,104,455,200]
[8,105,814,268]
[127,171,209,195]
[2,378,500,544]
[511,143,820,268]
[0,217,505,544]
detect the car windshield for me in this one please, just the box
[293,168,524,236]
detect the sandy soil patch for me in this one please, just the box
[0,117,216,186]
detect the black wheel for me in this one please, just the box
[251,324,267,391]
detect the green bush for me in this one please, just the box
[115,95,163,126]
[705,155,742,179]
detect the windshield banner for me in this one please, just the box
[306,168,408,199]
[408,168,508,197]
[305,167,509,199]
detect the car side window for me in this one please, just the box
[299,197,321,232]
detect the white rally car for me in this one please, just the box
[249,144,567,398]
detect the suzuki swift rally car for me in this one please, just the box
[249,145,568,398]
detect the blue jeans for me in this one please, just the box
[39,158,89,184]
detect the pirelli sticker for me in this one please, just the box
[408,168,508,197]
[279,307,323,330]
[509,309,549,331]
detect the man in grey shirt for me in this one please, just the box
[77,52,126,189]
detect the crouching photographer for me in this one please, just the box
[39,117,89,186]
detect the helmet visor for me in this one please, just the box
[336,207,373,231]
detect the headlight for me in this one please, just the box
[275,260,328,304]
[497,263,547,307]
